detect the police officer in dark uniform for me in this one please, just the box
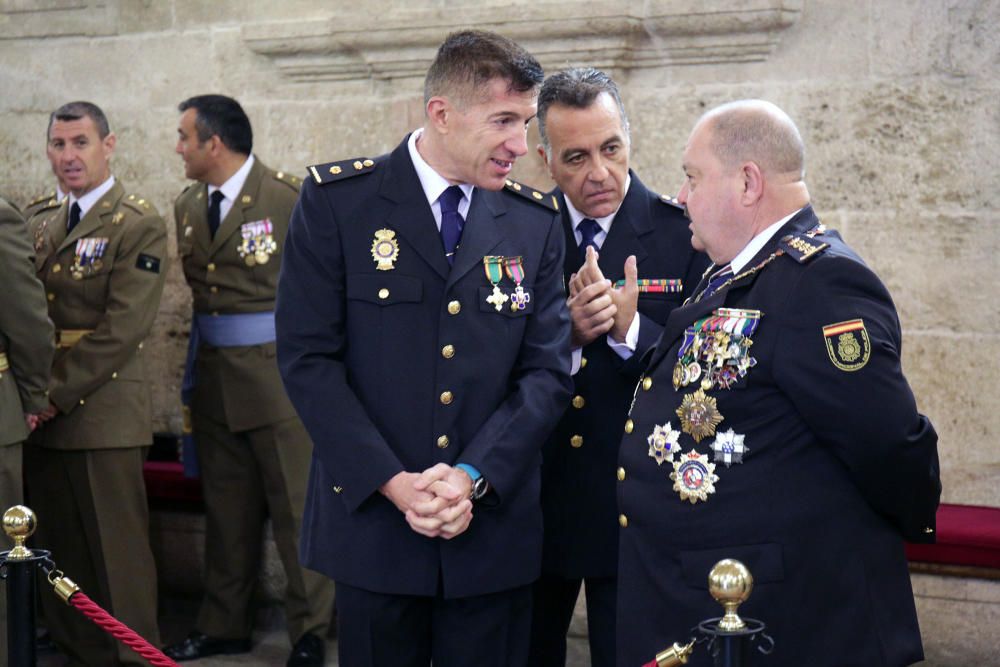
[276,30,572,667]
[616,100,940,667]
[527,68,708,667]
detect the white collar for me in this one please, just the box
[208,154,254,202]
[69,175,116,219]
[563,174,632,235]
[729,208,802,274]
[407,129,475,207]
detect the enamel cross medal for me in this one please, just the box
[504,256,530,312]
[483,256,508,312]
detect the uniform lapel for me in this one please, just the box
[594,172,652,282]
[445,188,505,288]
[184,183,213,253]
[208,158,265,257]
[58,181,122,253]
[380,139,450,280]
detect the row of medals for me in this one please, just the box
[646,308,762,504]
[236,221,277,266]
[69,237,109,280]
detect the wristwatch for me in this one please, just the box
[470,475,491,501]
[456,463,490,501]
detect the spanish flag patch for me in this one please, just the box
[822,319,870,371]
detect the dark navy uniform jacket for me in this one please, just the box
[616,205,940,667]
[276,137,572,599]
[541,172,709,579]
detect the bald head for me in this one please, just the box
[697,100,805,180]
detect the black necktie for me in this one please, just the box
[439,186,465,265]
[702,264,734,299]
[67,202,81,233]
[207,190,225,238]
[577,218,600,264]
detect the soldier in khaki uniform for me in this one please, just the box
[25,101,167,667]
[163,95,334,667]
[0,196,54,667]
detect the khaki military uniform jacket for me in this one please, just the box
[0,198,54,446]
[27,180,168,450]
[175,159,301,432]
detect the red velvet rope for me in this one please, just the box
[68,591,179,667]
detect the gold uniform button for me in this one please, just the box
[572,395,585,409]
[448,300,461,315]
[378,288,390,300]
[437,435,450,449]
[440,391,453,405]
[207,263,216,272]
[53,263,62,273]
[570,435,583,448]
[580,357,588,368]
[617,467,626,481]
[47,293,55,301]
[79,399,86,406]
[111,372,118,379]
[642,376,653,391]
[624,419,634,434]
[138,342,144,349]
[441,344,455,359]
[619,514,628,528]
[210,286,218,294]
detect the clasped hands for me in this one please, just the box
[380,463,474,540]
[568,246,639,348]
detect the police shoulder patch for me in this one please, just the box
[308,158,376,185]
[779,233,829,264]
[822,319,870,371]
[658,193,684,211]
[503,179,559,212]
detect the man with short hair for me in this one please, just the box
[0,195,54,667]
[164,94,335,667]
[617,100,940,666]
[528,67,708,667]
[25,100,167,666]
[276,30,572,667]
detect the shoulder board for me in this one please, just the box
[779,233,829,264]
[28,191,57,207]
[122,193,157,215]
[308,158,376,185]
[658,193,685,211]
[503,179,559,212]
[272,169,303,190]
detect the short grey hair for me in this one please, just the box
[700,99,805,178]
[537,67,629,157]
[48,101,111,140]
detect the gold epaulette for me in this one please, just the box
[272,170,303,190]
[308,158,376,185]
[122,193,156,215]
[779,232,829,264]
[503,179,559,212]
[28,191,58,207]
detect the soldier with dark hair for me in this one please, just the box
[25,100,167,666]
[163,94,334,667]
[276,30,572,667]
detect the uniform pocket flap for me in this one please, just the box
[347,273,422,305]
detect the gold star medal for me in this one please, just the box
[371,228,399,270]
[647,422,681,466]
[676,389,723,442]
[670,450,719,503]
[483,256,508,312]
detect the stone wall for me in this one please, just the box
[1,0,996,502]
